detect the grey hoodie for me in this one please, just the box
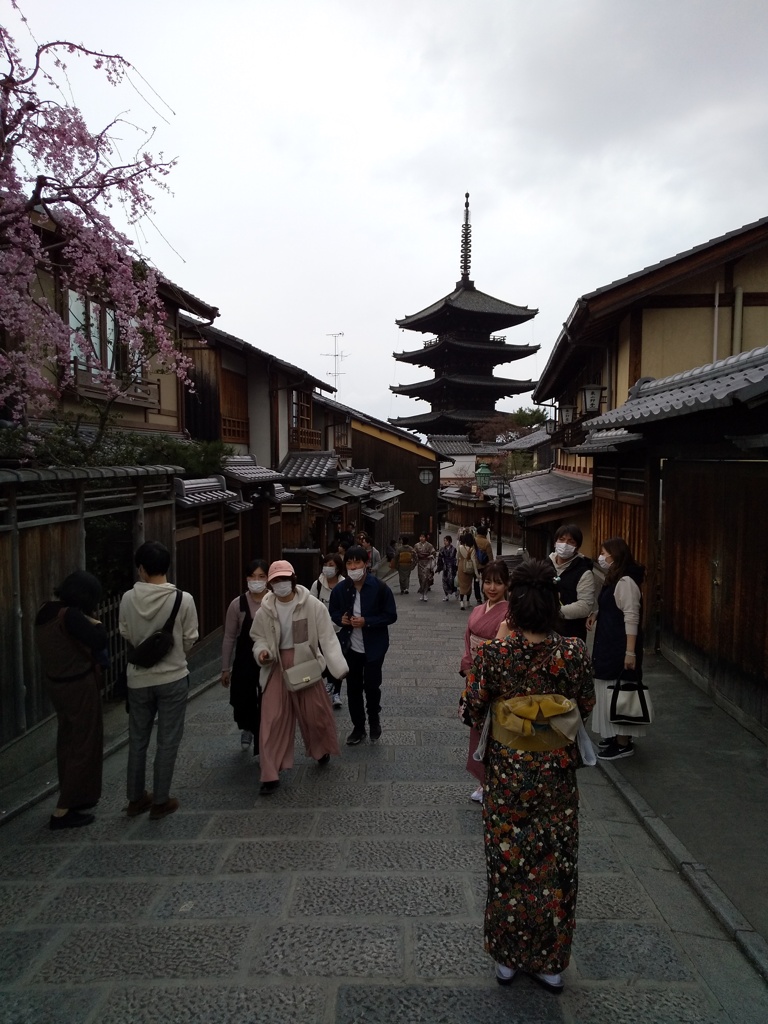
[119,581,199,688]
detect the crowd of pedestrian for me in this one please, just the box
[36,519,648,999]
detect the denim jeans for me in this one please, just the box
[127,676,189,804]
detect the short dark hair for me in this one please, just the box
[476,525,488,537]
[506,559,561,633]
[324,552,344,574]
[55,570,103,615]
[135,541,171,577]
[555,523,583,548]
[246,558,269,576]
[444,535,452,544]
[338,539,352,553]
[344,544,369,565]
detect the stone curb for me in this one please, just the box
[599,760,768,982]
[0,673,220,828]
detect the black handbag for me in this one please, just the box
[608,670,653,725]
[126,590,183,668]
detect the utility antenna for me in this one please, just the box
[322,332,348,391]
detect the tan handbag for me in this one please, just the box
[277,645,324,693]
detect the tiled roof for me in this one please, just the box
[509,469,593,518]
[565,428,645,455]
[278,451,350,481]
[175,476,239,508]
[396,281,537,331]
[427,435,500,456]
[389,409,499,428]
[392,374,535,395]
[223,456,283,484]
[589,345,768,429]
[500,428,550,451]
[394,336,539,365]
[312,394,443,455]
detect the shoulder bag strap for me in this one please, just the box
[161,589,183,634]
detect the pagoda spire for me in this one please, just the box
[460,192,472,285]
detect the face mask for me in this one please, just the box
[555,541,576,559]
[322,566,336,578]
[598,555,611,571]
[347,567,366,582]
[247,579,267,594]
[271,580,294,598]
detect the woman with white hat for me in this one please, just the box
[250,560,348,795]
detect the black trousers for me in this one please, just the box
[345,649,383,732]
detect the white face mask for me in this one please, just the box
[247,579,267,594]
[555,541,576,559]
[598,555,611,571]
[322,566,337,578]
[271,580,294,598]
[347,567,366,582]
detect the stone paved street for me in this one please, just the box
[1,576,767,1023]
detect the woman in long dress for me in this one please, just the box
[251,559,348,795]
[35,571,108,830]
[459,559,510,802]
[463,559,594,994]
[588,537,646,760]
[312,551,346,709]
[456,531,478,611]
[413,533,436,601]
[221,559,267,751]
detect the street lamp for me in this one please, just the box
[475,463,505,557]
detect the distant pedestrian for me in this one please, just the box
[459,560,510,802]
[313,552,346,708]
[251,560,346,794]
[329,545,398,745]
[463,559,595,994]
[588,538,646,761]
[357,532,381,572]
[549,524,595,641]
[394,535,415,594]
[35,570,108,831]
[474,526,493,602]
[456,531,478,610]
[221,559,268,751]
[414,532,436,601]
[119,541,199,821]
[436,535,458,600]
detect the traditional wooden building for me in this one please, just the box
[390,194,539,437]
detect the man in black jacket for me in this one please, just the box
[329,545,397,745]
[548,524,596,641]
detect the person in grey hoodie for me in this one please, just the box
[119,541,198,820]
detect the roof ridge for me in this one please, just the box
[633,343,768,396]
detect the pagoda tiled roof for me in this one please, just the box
[391,374,535,398]
[389,408,499,429]
[394,334,539,367]
[396,280,537,333]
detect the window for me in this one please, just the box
[68,291,124,376]
[290,389,311,431]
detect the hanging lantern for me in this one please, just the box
[580,385,605,414]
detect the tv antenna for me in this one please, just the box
[322,332,348,391]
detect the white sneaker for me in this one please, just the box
[495,963,516,985]
[443,596,449,601]
[240,730,253,750]
[332,693,342,709]
[470,786,483,803]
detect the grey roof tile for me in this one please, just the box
[590,345,768,429]
[509,469,593,517]
[500,428,550,451]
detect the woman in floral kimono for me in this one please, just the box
[463,559,594,994]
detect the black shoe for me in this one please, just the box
[49,810,95,831]
[597,737,612,748]
[70,802,98,812]
[259,780,280,795]
[369,724,382,741]
[317,753,330,766]
[598,739,634,761]
[346,728,366,746]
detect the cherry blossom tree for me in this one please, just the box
[0,12,190,428]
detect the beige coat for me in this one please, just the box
[250,585,349,680]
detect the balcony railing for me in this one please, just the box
[74,368,160,410]
[289,426,321,450]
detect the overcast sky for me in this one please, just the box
[12,0,768,429]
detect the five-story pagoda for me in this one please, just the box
[389,194,539,437]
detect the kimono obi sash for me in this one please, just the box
[491,693,581,752]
